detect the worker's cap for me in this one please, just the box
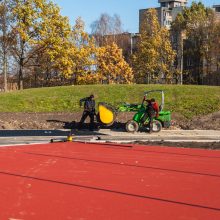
[151,98,155,102]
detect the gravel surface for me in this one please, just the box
[0,111,219,130]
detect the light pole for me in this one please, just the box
[130,33,133,55]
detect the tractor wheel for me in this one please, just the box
[152,120,162,132]
[126,120,139,133]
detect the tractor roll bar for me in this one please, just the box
[144,90,165,111]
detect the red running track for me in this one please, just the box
[0,142,220,220]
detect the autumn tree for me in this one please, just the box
[172,2,217,84]
[10,0,71,89]
[91,13,123,46]
[30,37,73,87]
[133,8,175,84]
[171,14,185,84]
[0,0,13,91]
[96,42,133,84]
[211,21,220,75]
[39,5,73,83]
[69,17,97,85]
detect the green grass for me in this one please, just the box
[0,84,219,118]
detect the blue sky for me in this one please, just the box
[52,0,217,33]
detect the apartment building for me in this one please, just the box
[213,5,220,20]
[139,0,187,30]
[139,1,220,85]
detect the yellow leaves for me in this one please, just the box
[9,1,132,85]
[133,8,176,83]
[62,17,98,83]
[12,0,71,47]
[77,72,101,85]
[11,0,74,78]
[96,42,133,84]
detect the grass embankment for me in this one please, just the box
[0,84,219,118]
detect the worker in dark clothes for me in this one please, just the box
[142,97,159,133]
[79,94,96,130]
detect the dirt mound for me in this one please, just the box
[172,112,220,130]
[0,111,219,130]
[0,113,77,130]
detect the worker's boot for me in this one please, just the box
[149,124,153,134]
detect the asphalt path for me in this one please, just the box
[0,129,219,148]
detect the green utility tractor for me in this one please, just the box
[98,90,171,133]
[118,90,171,133]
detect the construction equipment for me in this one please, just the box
[97,102,117,126]
[124,90,171,132]
[98,90,171,133]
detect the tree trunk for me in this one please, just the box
[176,31,184,85]
[147,73,151,84]
[34,71,38,88]
[18,60,24,90]
[3,51,7,92]
[2,1,8,92]
[18,38,25,90]
[179,33,183,85]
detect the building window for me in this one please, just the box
[215,7,220,12]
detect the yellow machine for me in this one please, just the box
[98,102,116,126]
[66,135,73,142]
